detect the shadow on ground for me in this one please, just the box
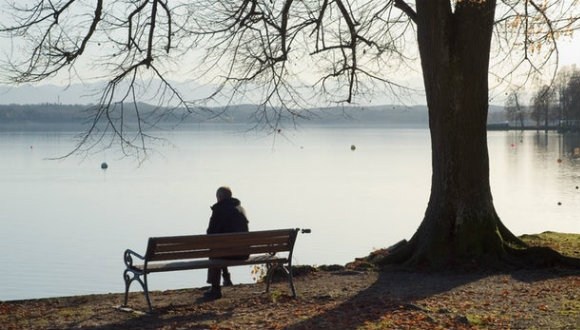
[287,270,489,329]
[286,268,580,329]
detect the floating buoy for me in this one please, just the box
[350,144,356,151]
[557,158,562,163]
[101,162,108,170]
[557,202,562,206]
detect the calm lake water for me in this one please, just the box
[1,126,579,301]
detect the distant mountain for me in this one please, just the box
[0,80,221,105]
[0,83,103,105]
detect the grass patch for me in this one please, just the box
[520,231,580,258]
[558,300,580,317]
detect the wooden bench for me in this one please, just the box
[122,228,309,312]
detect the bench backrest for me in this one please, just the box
[144,228,299,262]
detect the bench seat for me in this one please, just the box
[130,254,289,273]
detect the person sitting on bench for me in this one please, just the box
[204,186,250,300]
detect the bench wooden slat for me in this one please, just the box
[148,244,292,262]
[150,229,295,245]
[150,235,292,254]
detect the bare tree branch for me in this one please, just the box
[394,0,417,23]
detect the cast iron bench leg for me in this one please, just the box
[265,262,296,297]
[123,269,153,312]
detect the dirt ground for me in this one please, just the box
[1,232,579,329]
[1,268,579,329]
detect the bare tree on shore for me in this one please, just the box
[505,90,525,128]
[531,84,558,130]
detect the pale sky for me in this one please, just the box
[558,38,580,68]
[0,2,579,106]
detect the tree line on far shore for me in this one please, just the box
[4,96,579,132]
[0,102,511,131]
[506,66,580,131]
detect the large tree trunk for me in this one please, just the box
[372,1,580,270]
[384,0,523,268]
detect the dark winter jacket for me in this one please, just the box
[207,197,250,260]
[207,197,249,235]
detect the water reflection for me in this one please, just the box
[526,131,580,158]
[491,130,579,242]
[527,131,580,168]
[533,131,550,150]
[561,133,580,160]
[512,130,580,166]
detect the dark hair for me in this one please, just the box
[216,186,232,201]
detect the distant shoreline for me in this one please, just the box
[0,103,512,132]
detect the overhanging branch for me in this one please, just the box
[394,0,417,24]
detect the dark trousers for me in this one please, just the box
[207,267,229,288]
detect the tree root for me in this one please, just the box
[367,239,580,271]
[496,217,527,248]
[503,245,580,269]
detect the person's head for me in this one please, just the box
[216,186,232,202]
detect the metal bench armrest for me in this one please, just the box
[124,249,145,268]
